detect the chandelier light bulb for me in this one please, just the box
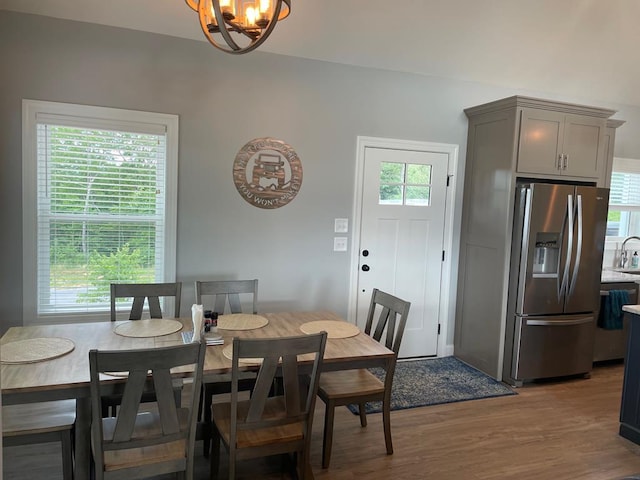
[245,6,257,27]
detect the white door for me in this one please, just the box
[356,145,449,358]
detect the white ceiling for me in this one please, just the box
[3,0,640,107]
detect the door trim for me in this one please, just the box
[348,136,460,357]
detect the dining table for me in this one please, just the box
[1,310,395,480]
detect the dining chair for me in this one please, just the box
[110,281,182,321]
[2,400,76,480]
[195,278,259,457]
[195,279,258,316]
[317,288,411,468]
[210,332,327,480]
[106,281,183,416]
[89,339,206,480]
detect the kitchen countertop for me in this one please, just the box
[622,305,640,315]
[601,269,640,283]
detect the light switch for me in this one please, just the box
[334,237,348,252]
[334,218,348,233]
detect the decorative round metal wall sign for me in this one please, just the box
[233,137,303,209]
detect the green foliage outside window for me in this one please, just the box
[45,125,161,303]
[77,244,154,303]
[379,162,432,204]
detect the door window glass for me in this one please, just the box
[379,162,432,206]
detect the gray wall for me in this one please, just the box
[2,11,639,347]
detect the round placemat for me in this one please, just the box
[299,320,360,339]
[114,319,183,338]
[1,337,75,364]
[222,344,264,365]
[217,314,269,331]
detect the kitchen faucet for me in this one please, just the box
[619,236,640,268]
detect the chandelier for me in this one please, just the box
[185,0,291,54]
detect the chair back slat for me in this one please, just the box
[214,295,228,314]
[147,296,163,319]
[385,312,396,351]
[110,282,182,321]
[152,368,181,435]
[371,306,390,344]
[227,293,242,313]
[245,356,279,423]
[130,297,147,320]
[282,355,301,416]
[195,279,258,314]
[111,369,148,442]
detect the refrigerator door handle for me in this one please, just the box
[517,186,533,311]
[526,317,593,327]
[557,195,569,301]
[559,194,573,301]
[568,194,583,297]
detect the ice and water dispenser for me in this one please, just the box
[532,233,560,276]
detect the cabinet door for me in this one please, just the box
[562,114,605,179]
[517,108,564,176]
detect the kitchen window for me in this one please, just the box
[606,157,640,239]
[22,100,178,323]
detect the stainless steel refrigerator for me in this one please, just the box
[503,182,609,386]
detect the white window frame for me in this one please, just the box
[22,99,179,324]
[605,157,640,252]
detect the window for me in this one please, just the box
[379,161,432,206]
[23,100,178,323]
[606,157,640,238]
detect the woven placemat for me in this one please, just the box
[217,314,269,331]
[222,344,264,365]
[114,319,183,338]
[1,337,75,364]
[299,320,360,339]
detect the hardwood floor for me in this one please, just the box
[4,362,640,480]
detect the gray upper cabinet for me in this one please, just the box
[518,109,606,180]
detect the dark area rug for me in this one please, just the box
[348,356,516,415]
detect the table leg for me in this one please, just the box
[75,397,91,480]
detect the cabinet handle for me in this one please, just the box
[563,154,568,170]
[557,154,563,170]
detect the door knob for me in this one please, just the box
[361,264,370,272]
[362,250,369,257]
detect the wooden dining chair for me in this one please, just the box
[195,279,258,316]
[110,282,182,321]
[89,339,206,480]
[210,332,327,480]
[317,288,411,468]
[195,278,259,457]
[2,400,76,480]
[106,281,183,416]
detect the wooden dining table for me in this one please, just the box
[1,310,394,480]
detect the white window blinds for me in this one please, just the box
[607,157,640,238]
[23,100,178,321]
[609,171,640,209]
